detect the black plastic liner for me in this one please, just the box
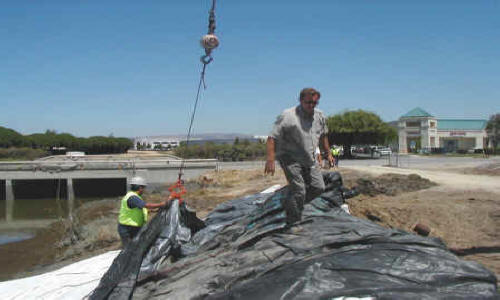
[91,172,499,299]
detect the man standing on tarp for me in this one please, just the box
[118,176,170,247]
[265,87,334,224]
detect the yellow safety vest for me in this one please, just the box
[118,191,148,227]
[331,148,339,156]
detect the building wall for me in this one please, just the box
[133,138,183,150]
[437,130,486,150]
[398,116,486,152]
[398,117,437,153]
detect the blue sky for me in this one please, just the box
[1,0,499,138]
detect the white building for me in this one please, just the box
[398,108,489,153]
[133,137,183,150]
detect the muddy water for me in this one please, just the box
[1,177,125,246]
[0,197,106,245]
[0,232,36,245]
[0,196,119,281]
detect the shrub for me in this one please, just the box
[175,141,266,161]
[0,147,48,160]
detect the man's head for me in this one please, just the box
[299,87,320,115]
[130,176,147,195]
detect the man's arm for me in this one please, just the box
[145,194,174,210]
[144,201,168,210]
[264,137,276,175]
[321,134,335,167]
[129,195,170,211]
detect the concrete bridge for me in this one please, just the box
[0,158,217,222]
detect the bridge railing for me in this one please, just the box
[0,159,218,171]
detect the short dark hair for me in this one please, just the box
[299,88,320,101]
[130,184,141,191]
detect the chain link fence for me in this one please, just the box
[387,153,411,168]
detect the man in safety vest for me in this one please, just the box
[331,147,340,168]
[118,176,170,247]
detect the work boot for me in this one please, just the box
[283,198,301,225]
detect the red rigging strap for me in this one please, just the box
[174,0,219,200]
[168,179,187,203]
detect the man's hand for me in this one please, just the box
[265,159,275,175]
[327,154,335,168]
[265,137,276,176]
[163,195,175,206]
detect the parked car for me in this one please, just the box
[371,146,392,156]
[351,146,381,159]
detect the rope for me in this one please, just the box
[177,0,218,182]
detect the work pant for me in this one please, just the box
[279,159,325,224]
[117,223,141,248]
[334,155,339,167]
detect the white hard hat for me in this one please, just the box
[130,176,147,187]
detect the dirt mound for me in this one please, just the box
[470,162,500,176]
[355,173,436,196]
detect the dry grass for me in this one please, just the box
[184,169,287,217]
[347,187,500,249]
[62,168,287,257]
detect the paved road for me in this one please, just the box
[219,155,499,171]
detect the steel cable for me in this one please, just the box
[178,0,218,181]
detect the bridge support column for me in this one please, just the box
[6,180,14,222]
[67,178,74,221]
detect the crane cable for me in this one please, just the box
[170,0,219,202]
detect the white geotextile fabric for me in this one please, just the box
[0,250,120,300]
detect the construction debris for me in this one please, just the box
[413,223,431,236]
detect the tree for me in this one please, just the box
[27,133,52,149]
[0,125,132,154]
[486,113,500,154]
[174,140,266,161]
[326,110,397,158]
[0,126,27,147]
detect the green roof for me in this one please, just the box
[401,107,433,118]
[437,119,487,131]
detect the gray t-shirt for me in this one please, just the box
[270,105,328,167]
